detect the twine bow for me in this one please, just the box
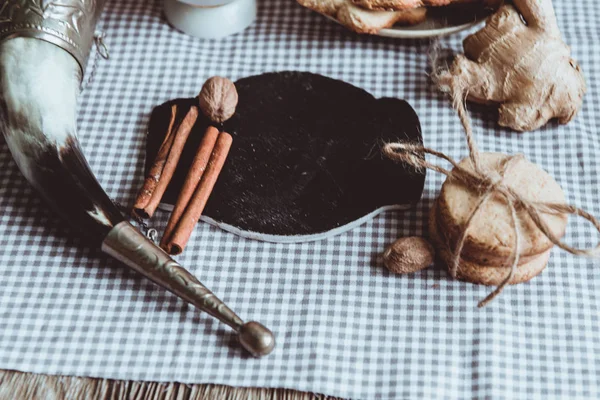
[383,88,600,307]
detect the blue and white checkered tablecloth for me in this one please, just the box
[0,0,598,398]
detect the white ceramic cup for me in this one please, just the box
[164,0,257,39]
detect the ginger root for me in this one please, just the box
[438,0,586,132]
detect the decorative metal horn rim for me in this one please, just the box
[0,0,106,75]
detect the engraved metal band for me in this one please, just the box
[102,222,276,357]
[102,221,245,330]
[0,0,106,75]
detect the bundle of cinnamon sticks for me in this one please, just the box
[133,77,236,255]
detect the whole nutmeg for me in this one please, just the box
[198,76,238,124]
[383,237,435,275]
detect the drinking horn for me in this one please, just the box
[0,0,274,357]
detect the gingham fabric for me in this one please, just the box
[1,0,599,398]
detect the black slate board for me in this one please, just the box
[146,71,425,240]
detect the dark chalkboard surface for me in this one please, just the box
[146,72,425,242]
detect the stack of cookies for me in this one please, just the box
[429,153,569,286]
[297,0,501,34]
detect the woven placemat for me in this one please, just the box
[0,370,340,400]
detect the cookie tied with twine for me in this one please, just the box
[429,179,555,286]
[383,92,600,307]
[437,152,568,268]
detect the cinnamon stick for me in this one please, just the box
[133,104,178,216]
[160,126,220,252]
[134,105,199,219]
[164,131,233,255]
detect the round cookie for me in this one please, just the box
[451,249,549,286]
[337,3,427,34]
[437,152,567,265]
[433,198,542,268]
[351,0,500,11]
[429,201,550,286]
[298,0,428,35]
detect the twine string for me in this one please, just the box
[383,83,600,306]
